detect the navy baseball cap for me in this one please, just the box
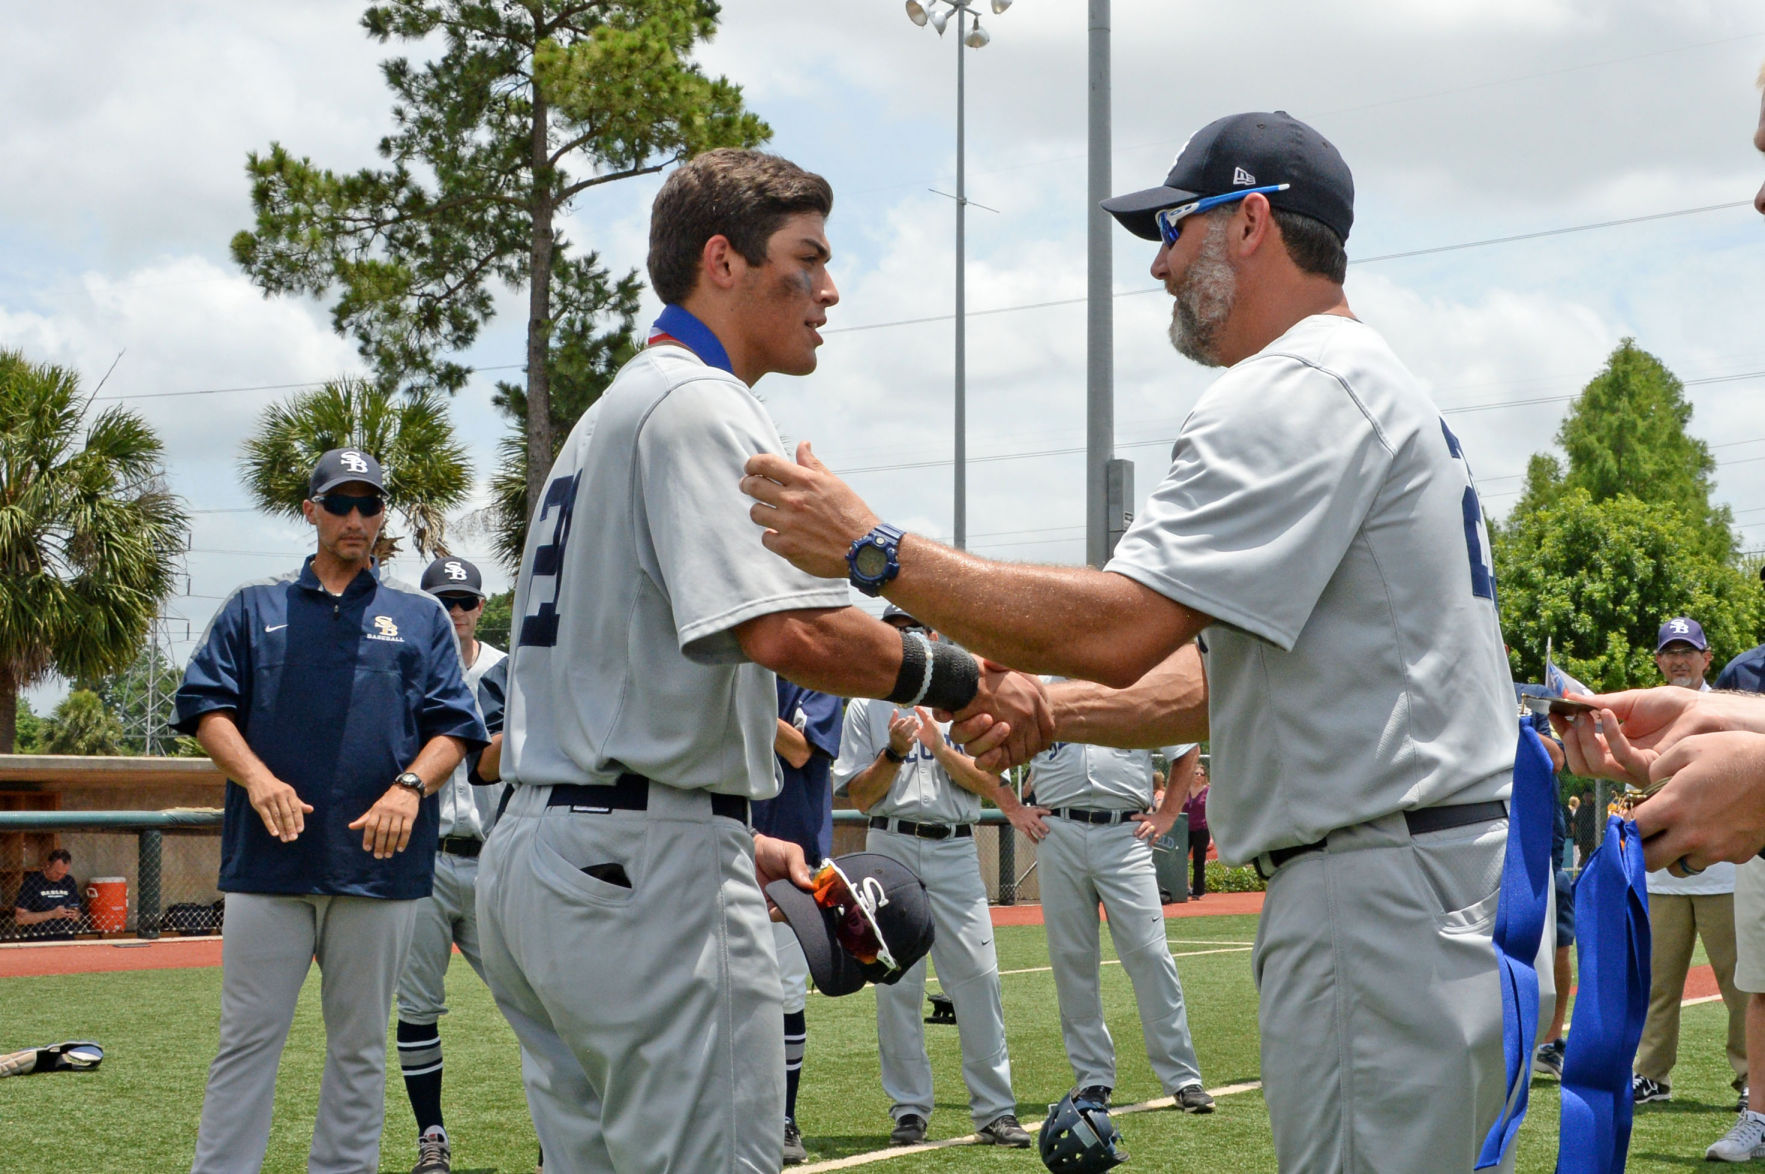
[421,556,486,599]
[1102,110,1355,244]
[881,603,922,627]
[767,853,935,998]
[1656,617,1708,652]
[309,448,386,497]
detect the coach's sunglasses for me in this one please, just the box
[312,492,386,518]
[811,859,898,973]
[437,594,481,612]
[1155,183,1291,248]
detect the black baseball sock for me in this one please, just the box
[396,1019,445,1135]
[783,1010,806,1122]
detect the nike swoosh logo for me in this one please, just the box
[265,624,288,632]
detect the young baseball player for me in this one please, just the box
[393,556,507,1174]
[175,449,486,1174]
[743,111,1525,1171]
[475,148,1050,1174]
[1022,726,1212,1113]
[834,606,1033,1149]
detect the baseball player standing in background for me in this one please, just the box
[1021,727,1213,1113]
[743,110,1523,1171]
[833,604,1034,1149]
[174,449,486,1174]
[394,556,508,1174]
[755,676,843,1165]
[476,148,1050,1174]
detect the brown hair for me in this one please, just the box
[648,149,834,304]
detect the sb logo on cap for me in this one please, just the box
[340,451,369,474]
[444,561,468,581]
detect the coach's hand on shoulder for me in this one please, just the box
[1631,730,1765,872]
[943,665,1053,772]
[244,774,313,843]
[743,442,879,579]
[349,787,421,860]
[755,833,813,920]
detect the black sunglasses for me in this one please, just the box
[437,594,481,612]
[312,493,385,518]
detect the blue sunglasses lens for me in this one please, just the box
[315,493,385,518]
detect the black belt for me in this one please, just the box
[1254,800,1509,881]
[869,816,973,840]
[1050,807,1141,826]
[437,835,482,858]
[546,773,749,825]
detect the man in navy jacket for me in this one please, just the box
[175,448,486,1174]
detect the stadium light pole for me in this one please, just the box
[905,0,1009,550]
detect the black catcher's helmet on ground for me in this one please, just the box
[1039,1088,1128,1171]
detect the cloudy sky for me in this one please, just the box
[4,1,1763,707]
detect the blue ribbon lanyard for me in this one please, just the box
[1556,815,1651,1174]
[1476,723,1555,1168]
[650,304,735,376]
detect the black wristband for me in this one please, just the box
[921,641,981,712]
[886,629,930,704]
[882,746,907,764]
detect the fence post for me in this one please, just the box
[997,824,1016,906]
[137,829,162,940]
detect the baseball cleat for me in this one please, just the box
[1077,1084,1113,1107]
[1531,1039,1564,1079]
[976,1113,1033,1147]
[1631,1074,1670,1104]
[889,1114,927,1146]
[1176,1083,1216,1114]
[413,1125,450,1173]
[782,1118,807,1165]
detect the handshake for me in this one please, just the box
[1552,687,1765,874]
[938,662,1056,772]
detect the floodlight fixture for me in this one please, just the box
[928,6,950,34]
[905,0,929,26]
[991,0,1012,11]
[964,20,989,48]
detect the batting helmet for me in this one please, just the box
[1039,1089,1128,1172]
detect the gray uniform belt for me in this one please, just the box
[548,774,750,825]
[869,816,973,840]
[1049,807,1141,826]
[1253,799,1508,881]
[437,835,482,858]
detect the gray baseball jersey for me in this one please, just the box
[1028,720,1198,811]
[437,643,506,840]
[1106,313,1512,863]
[833,698,980,825]
[502,345,849,799]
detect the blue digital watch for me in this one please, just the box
[846,523,904,597]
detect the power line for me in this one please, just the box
[92,364,526,403]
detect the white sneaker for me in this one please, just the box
[413,1126,451,1174]
[1707,1112,1765,1162]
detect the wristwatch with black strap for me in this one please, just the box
[392,770,426,798]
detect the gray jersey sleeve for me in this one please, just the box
[831,698,882,794]
[1106,355,1394,651]
[636,377,850,664]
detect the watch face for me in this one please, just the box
[854,542,889,579]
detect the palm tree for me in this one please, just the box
[0,349,190,752]
[238,378,472,563]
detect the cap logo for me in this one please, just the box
[444,561,468,581]
[855,875,891,914]
[1232,166,1256,186]
[1669,618,1691,635]
[340,451,369,474]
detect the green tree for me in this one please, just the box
[86,641,184,755]
[14,698,43,754]
[41,689,126,756]
[239,378,472,563]
[1494,489,1762,690]
[230,0,768,523]
[0,350,189,753]
[477,588,514,650]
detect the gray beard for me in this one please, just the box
[1167,217,1237,367]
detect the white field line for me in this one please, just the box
[998,945,1252,979]
[795,1081,1265,1172]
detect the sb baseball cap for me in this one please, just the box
[1102,110,1355,244]
[881,603,922,627]
[309,448,386,497]
[421,556,486,599]
[1656,617,1708,652]
[767,853,935,998]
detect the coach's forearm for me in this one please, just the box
[195,710,280,790]
[881,538,1206,688]
[1049,645,1210,748]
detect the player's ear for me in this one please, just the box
[301,498,318,526]
[701,234,743,291]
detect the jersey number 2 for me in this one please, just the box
[1441,421,1494,601]
[519,472,582,648]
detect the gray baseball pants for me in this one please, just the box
[478,783,783,1174]
[1254,810,1516,1173]
[1039,817,1203,1094]
[865,827,1017,1128]
[190,892,418,1174]
[396,850,486,1024]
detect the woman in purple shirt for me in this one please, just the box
[1183,763,1210,898]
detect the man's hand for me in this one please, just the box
[56,906,81,921]
[1004,802,1051,843]
[1631,731,1765,872]
[755,833,814,921]
[1552,687,1735,784]
[348,787,422,860]
[887,712,918,758]
[944,665,1053,771]
[1131,807,1180,843]
[742,442,881,578]
[243,774,314,843]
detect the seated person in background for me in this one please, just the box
[14,849,81,940]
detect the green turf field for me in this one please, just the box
[0,914,1745,1172]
